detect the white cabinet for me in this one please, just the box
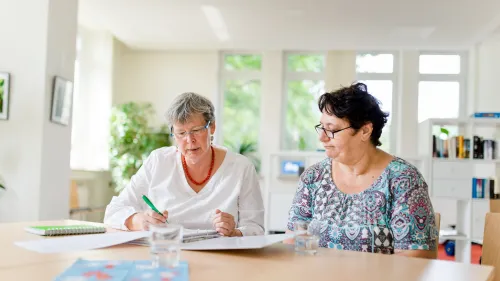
[418,118,500,263]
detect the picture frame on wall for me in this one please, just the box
[50,76,74,126]
[0,72,11,120]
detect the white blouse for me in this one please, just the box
[103,145,265,236]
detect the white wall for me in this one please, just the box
[0,0,77,222]
[114,49,219,128]
[71,26,113,171]
[475,32,500,112]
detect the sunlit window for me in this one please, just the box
[356,54,394,73]
[283,53,325,151]
[419,54,460,74]
[220,54,262,171]
[356,53,395,152]
[417,53,463,123]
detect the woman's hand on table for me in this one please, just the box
[125,210,168,231]
[212,209,242,237]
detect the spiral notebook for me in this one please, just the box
[25,225,106,236]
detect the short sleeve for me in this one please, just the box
[389,166,439,251]
[286,172,315,231]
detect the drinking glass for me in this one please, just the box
[293,220,321,255]
[149,224,183,268]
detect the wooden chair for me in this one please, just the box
[490,200,500,214]
[481,212,500,281]
[433,212,441,259]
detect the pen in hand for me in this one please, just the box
[142,195,168,223]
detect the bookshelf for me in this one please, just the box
[418,118,500,263]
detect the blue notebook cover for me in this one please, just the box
[54,259,189,281]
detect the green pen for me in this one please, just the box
[142,195,168,223]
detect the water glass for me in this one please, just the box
[294,220,320,255]
[149,224,183,268]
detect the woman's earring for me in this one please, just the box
[210,135,214,145]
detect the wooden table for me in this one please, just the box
[0,220,495,281]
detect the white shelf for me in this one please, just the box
[471,238,483,245]
[422,117,500,126]
[419,117,500,264]
[432,158,500,163]
[439,233,469,241]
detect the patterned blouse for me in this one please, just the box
[287,157,438,254]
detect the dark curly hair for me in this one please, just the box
[318,82,389,147]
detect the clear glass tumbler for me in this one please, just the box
[294,220,321,255]
[149,224,183,268]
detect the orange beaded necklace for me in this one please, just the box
[181,146,215,186]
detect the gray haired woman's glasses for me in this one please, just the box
[315,124,351,139]
[171,121,211,139]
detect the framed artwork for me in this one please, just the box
[0,72,10,120]
[50,76,74,126]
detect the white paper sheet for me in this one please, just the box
[14,231,150,253]
[181,233,294,250]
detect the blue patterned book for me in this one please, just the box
[54,259,189,281]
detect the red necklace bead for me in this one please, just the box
[182,146,215,186]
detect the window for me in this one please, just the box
[356,54,394,73]
[220,54,262,153]
[356,53,396,152]
[418,53,464,122]
[283,53,325,151]
[224,54,262,71]
[419,54,460,74]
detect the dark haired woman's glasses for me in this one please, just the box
[315,125,351,139]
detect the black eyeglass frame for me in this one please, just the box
[314,124,351,139]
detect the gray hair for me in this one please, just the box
[165,92,215,126]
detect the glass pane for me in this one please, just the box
[224,55,262,71]
[223,79,261,150]
[287,54,325,72]
[419,55,460,74]
[284,80,325,150]
[356,54,394,73]
[418,81,460,123]
[358,80,393,124]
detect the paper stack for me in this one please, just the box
[128,229,220,246]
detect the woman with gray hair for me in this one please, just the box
[104,92,265,236]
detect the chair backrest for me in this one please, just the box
[482,212,500,281]
[490,200,500,213]
[433,212,441,259]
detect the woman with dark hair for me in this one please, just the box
[286,82,438,259]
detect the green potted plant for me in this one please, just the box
[227,139,261,173]
[109,102,171,192]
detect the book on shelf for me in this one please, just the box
[472,177,500,199]
[432,134,497,160]
[473,112,500,118]
[432,135,470,159]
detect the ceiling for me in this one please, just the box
[78,0,500,51]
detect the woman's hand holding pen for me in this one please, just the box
[212,209,242,237]
[125,210,168,231]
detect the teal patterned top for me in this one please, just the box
[287,157,439,254]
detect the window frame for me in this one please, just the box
[280,51,326,150]
[355,51,399,153]
[417,51,468,121]
[216,51,263,146]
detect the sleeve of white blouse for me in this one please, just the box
[236,164,265,236]
[103,151,156,230]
